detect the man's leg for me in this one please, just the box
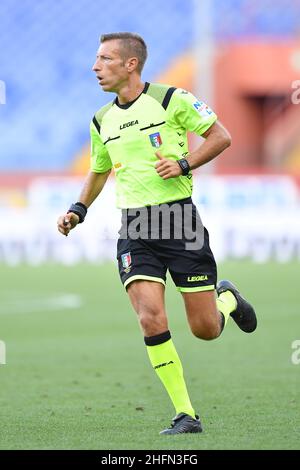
[127,280,201,431]
[182,286,256,340]
[181,290,225,340]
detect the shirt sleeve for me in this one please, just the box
[167,88,217,136]
[90,120,113,173]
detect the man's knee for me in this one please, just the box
[138,307,166,335]
[190,315,221,340]
[138,308,155,332]
[131,299,167,336]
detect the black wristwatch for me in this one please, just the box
[177,158,191,176]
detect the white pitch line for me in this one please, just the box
[0,293,82,315]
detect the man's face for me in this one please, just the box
[92,40,129,93]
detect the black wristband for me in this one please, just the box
[67,202,88,223]
[177,158,191,176]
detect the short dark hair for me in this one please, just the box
[100,32,147,74]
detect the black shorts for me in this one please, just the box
[117,197,217,292]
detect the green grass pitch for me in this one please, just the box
[0,261,299,450]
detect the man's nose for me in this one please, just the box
[92,60,101,72]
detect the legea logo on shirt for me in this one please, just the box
[193,101,213,117]
[149,132,162,148]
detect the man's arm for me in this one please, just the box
[57,169,111,236]
[77,169,111,208]
[155,120,231,179]
[186,120,231,170]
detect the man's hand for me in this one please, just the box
[57,212,80,237]
[155,151,182,179]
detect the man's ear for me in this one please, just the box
[126,57,139,73]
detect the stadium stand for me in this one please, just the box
[0,0,193,170]
[0,0,299,171]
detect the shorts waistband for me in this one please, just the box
[121,197,193,216]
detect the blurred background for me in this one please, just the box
[0,0,300,265]
[0,0,300,451]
